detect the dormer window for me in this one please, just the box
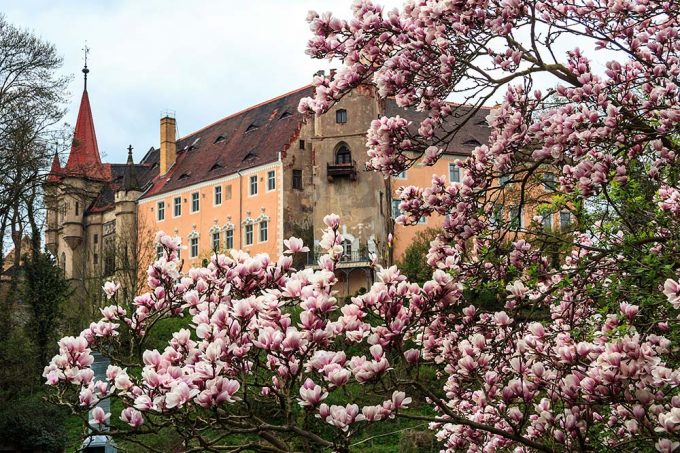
[178,172,191,181]
[188,137,200,151]
[214,135,226,144]
[243,151,257,162]
[246,123,259,132]
[279,111,292,119]
[463,139,482,146]
[210,161,223,171]
[336,109,347,124]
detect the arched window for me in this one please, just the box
[341,239,352,261]
[336,145,352,165]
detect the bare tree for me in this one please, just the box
[0,14,69,332]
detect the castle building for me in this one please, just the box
[45,66,493,297]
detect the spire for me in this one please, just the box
[64,55,109,181]
[47,153,62,182]
[123,145,140,191]
[82,43,90,91]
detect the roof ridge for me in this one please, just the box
[177,84,312,142]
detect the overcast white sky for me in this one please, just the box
[2,0,400,164]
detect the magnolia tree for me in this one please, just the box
[45,0,680,452]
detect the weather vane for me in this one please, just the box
[82,42,90,90]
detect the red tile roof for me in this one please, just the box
[140,85,314,199]
[385,99,492,156]
[64,90,110,180]
[47,153,62,182]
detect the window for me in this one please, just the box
[225,229,234,249]
[292,170,303,190]
[342,239,352,259]
[418,216,427,224]
[226,185,232,200]
[336,109,347,124]
[157,201,165,221]
[214,186,222,205]
[391,199,401,219]
[543,172,557,191]
[245,224,253,245]
[396,170,406,179]
[93,253,98,265]
[449,163,460,183]
[560,211,572,230]
[336,145,352,164]
[174,197,182,217]
[491,206,503,227]
[156,245,163,260]
[267,170,276,191]
[379,192,384,216]
[191,237,199,258]
[75,202,80,216]
[94,234,99,245]
[212,231,220,250]
[249,175,258,196]
[259,221,268,242]
[191,192,200,212]
[500,174,511,186]
[299,139,305,150]
[509,206,522,229]
[104,237,115,276]
[543,213,553,230]
[60,252,66,274]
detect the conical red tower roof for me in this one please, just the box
[64,89,110,180]
[47,153,62,182]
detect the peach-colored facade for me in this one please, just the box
[390,153,467,260]
[139,163,283,267]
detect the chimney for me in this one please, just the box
[160,113,176,176]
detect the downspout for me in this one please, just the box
[237,170,242,249]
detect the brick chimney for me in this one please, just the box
[160,114,176,176]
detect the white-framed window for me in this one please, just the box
[173,196,182,217]
[560,211,572,230]
[225,229,234,249]
[543,213,553,230]
[418,216,426,224]
[509,205,522,229]
[543,172,556,191]
[396,170,407,179]
[245,224,254,245]
[156,244,163,260]
[259,221,268,242]
[212,231,220,250]
[191,192,200,212]
[190,237,199,258]
[157,201,165,221]
[249,175,258,196]
[214,186,222,205]
[391,199,401,219]
[491,205,503,227]
[342,239,352,258]
[267,170,276,191]
[449,163,460,183]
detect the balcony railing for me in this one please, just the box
[307,249,370,266]
[327,160,357,181]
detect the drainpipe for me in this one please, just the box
[237,170,243,249]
